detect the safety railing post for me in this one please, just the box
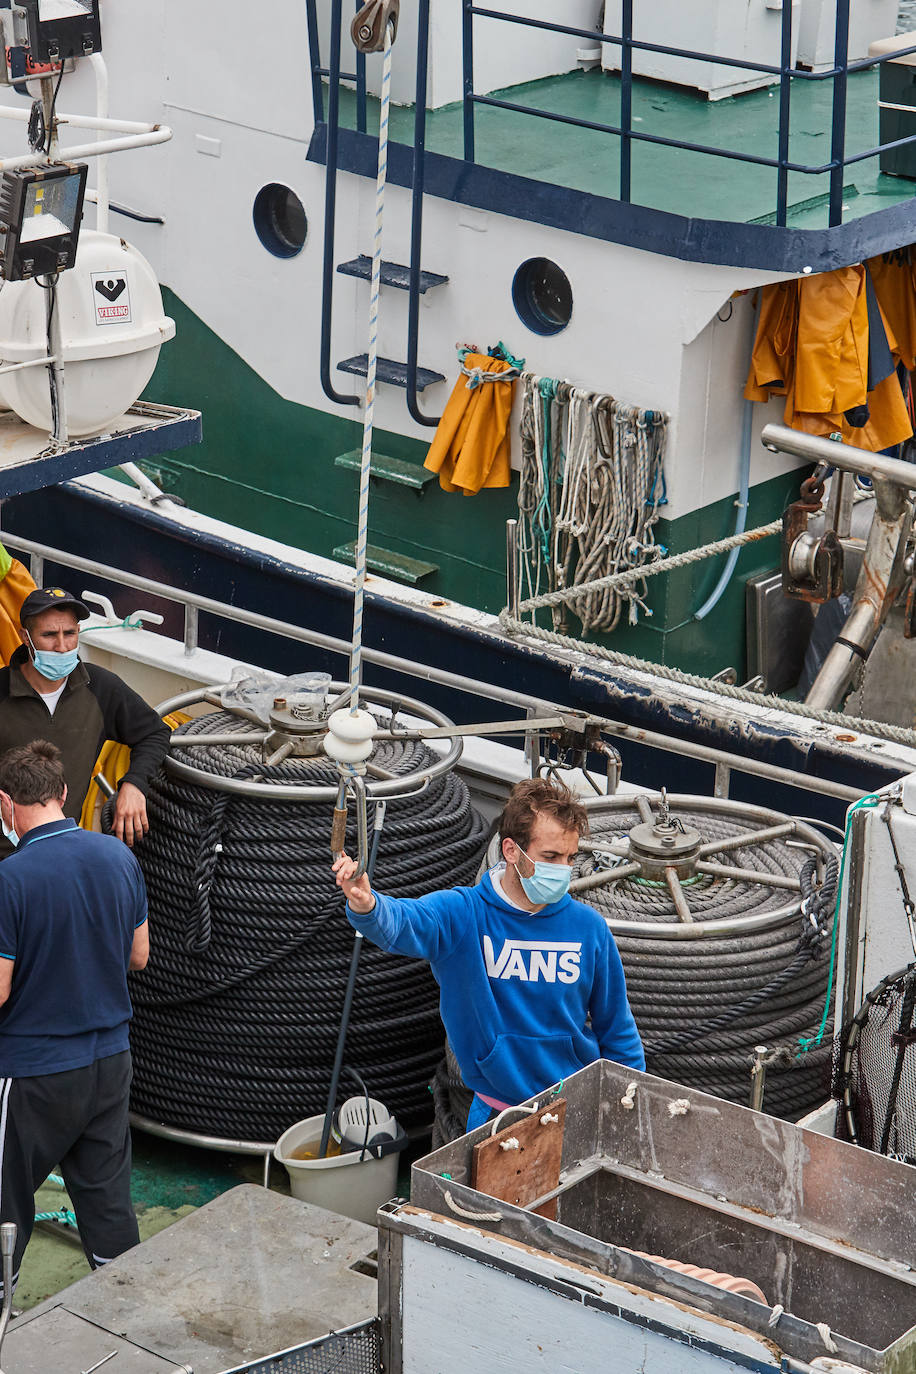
[320,0,360,407]
[619,0,633,203]
[355,0,367,133]
[305,0,325,126]
[462,0,475,162]
[406,0,439,427]
[776,0,793,226]
[829,0,850,227]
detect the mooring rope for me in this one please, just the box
[518,518,783,615]
[497,607,916,749]
[349,17,394,714]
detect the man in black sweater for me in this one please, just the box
[0,587,169,851]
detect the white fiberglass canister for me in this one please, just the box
[0,230,175,437]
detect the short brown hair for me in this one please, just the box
[498,777,588,848]
[0,740,66,805]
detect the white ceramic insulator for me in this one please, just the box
[323,708,377,765]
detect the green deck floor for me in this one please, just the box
[340,64,916,233]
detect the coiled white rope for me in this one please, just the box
[348,17,394,715]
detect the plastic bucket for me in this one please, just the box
[274,1115,401,1226]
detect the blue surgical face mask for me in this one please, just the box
[514,844,572,906]
[1,802,18,848]
[26,631,79,682]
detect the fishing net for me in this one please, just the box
[833,965,916,1161]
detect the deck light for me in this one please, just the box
[20,0,100,63]
[0,161,87,280]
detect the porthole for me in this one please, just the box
[511,257,573,335]
[253,183,307,259]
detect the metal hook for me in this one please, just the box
[351,0,399,53]
[331,774,370,878]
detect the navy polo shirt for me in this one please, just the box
[0,819,147,1076]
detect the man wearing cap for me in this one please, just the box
[0,588,169,852]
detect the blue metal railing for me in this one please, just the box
[460,0,916,230]
[308,0,916,412]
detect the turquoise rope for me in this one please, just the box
[797,793,881,1055]
[533,377,558,566]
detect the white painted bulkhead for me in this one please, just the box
[16,1,804,525]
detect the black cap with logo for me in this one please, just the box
[19,587,90,624]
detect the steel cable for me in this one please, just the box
[120,709,488,1142]
[576,808,835,1118]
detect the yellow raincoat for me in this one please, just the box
[745,264,913,452]
[0,543,36,666]
[868,248,916,372]
[423,352,516,494]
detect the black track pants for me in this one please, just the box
[0,1049,139,1287]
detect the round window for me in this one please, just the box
[253,184,307,259]
[511,257,573,335]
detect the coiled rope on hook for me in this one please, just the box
[518,380,669,634]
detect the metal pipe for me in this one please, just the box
[89,52,109,234]
[405,0,438,427]
[0,128,171,172]
[119,460,175,506]
[696,821,795,857]
[46,275,68,447]
[619,0,632,203]
[505,519,520,621]
[0,1220,16,1365]
[183,603,198,656]
[305,0,326,125]
[0,104,168,135]
[0,532,886,796]
[805,478,912,710]
[829,0,850,226]
[775,0,792,225]
[749,1046,769,1112]
[462,0,475,161]
[355,0,368,133]
[320,0,360,407]
[694,861,800,890]
[760,423,916,492]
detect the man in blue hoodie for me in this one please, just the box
[333,776,644,1132]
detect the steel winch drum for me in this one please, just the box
[469,791,837,1125]
[123,685,489,1144]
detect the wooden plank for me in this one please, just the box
[471,1099,566,1221]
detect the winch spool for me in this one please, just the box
[575,792,836,1118]
[123,680,488,1144]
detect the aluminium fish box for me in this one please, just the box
[379,1060,916,1373]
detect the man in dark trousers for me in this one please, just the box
[0,740,149,1291]
[0,586,169,852]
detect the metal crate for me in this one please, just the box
[218,1319,381,1374]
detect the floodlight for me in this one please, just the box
[20,0,100,63]
[0,162,87,280]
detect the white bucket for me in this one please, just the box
[274,1115,400,1226]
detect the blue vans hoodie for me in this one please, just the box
[346,868,644,1105]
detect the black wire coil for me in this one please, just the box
[122,710,489,1142]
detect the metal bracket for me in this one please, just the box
[351,0,399,53]
[782,480,844,603]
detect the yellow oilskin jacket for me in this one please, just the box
[0,544,36,667]
[423,352,516,494]
[868,249,916,372]
[745,266,913,452]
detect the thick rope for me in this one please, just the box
[497,610,916,749]
[349,18,394,713]
[520,518,782,615]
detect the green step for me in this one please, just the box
[332,540,439,584]
[334,449,436,492]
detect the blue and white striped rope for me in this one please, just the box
[349,18,395,716]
